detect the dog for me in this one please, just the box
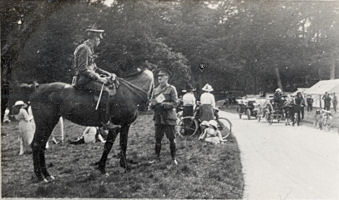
[320,109,333,131]
[17,116,64,155]
[315,109,333,131]
[314,109,322,129]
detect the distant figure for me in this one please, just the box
[199,120,226,145]
[182,84,196,117]
[200,84,216,122]
[322,92,331,111]
[306,95,314,112]
[273,88,283,108]
[13,101,35,155]
[333,93,337,113]
[2,107,10,123]
[69,126,107,145]
[295,92,305,122]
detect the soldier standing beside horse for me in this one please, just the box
[151,69,178,165]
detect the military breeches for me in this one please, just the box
[155,124,176,141]
[78,79,112,96]
[155,124,176,159]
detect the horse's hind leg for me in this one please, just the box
[119,124,131,171]
[96,128,120,174]
[31,114,59,182]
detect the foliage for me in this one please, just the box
[2,0,339,93]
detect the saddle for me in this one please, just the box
[71,76,120,104]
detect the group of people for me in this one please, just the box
[7,26,224,166]
[271,88,337,126]
[322,92,337,112]
[182,83,227,144]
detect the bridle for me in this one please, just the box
[117,77,153,105]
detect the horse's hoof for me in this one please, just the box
[97,165,106,174]
[172,159,178,166]
[46,175,55,182]
[122,165,131,172]
[91,161,100,166]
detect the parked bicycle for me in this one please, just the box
[176,105,232,139]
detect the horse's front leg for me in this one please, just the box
[96,128,120,174]
[119,124,131,172]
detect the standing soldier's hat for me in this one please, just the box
[157,68,172,77]
[86,25,105,39]
[186,84,194,92]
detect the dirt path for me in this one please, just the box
[220,111,339,199]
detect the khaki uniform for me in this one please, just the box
[151,83,178,159]
[73,41,113,95]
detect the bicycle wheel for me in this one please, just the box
[177,116,199,137]
[216,117,232,139]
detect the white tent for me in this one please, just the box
[304,79,339,108]
[291,88,308,96]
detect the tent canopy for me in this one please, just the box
[304,79,339,95]
[292,88,308,96]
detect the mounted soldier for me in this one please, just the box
[72,26,117,129]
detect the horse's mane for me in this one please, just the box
[119,68,146,79]
[117,69,151,103]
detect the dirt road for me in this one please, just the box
[220,111,339,199]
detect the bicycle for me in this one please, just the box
[176,106,232,139]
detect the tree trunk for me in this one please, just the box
[330,52,336,80]
[275,67,283,90]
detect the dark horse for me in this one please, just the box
[8,69,154,182]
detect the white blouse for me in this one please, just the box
[200,92,216,108]
[182,92,196,108]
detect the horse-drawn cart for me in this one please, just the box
[236,99,260,120]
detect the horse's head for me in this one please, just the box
[120,68,154,111]
[7,81,39,116]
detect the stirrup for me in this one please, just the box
[101,121,119,130]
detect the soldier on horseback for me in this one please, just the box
[72,27,117,129]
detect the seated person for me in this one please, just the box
[69,126,107,145]
[199,120,227,145]
[199,120,210,134]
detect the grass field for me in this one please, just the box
[1,113,244,198]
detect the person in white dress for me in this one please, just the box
[199,84,216,122]
[182,84,196,117]
[199,120,227,144]
[13,101,35,155]
[69,126,107,144]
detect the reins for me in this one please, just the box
[116,77,150,103]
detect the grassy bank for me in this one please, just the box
[1,114,244,198]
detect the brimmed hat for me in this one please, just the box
[200,121,209,127]
[202,84,213,92]
[157,68,172,77]
[186,84,194,91]
[209,120,218,129]
[13,100,27,107]
[86,25,104,39]
[275,88,282,93]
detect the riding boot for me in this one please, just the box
[155,143,161,158]
[101,95,117,130]
[170,141,178,165]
